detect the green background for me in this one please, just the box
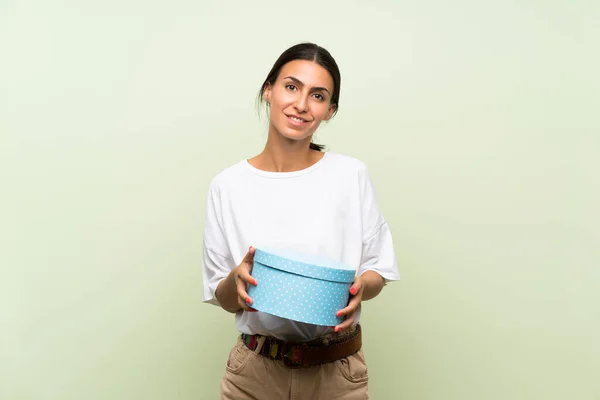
[1,1,598,399]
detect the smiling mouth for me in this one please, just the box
[286,114,310,123]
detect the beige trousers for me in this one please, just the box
[220,336,369,400]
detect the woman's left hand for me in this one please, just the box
[333,276,364,332]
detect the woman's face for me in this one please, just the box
[263,60,336,144]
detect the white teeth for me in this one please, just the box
[290,116,304,122]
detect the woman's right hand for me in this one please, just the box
[233,246,258,312]
[215,246,259,313]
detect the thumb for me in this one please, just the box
[243,246,255,263]
[349,279,362,296]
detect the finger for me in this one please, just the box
[242,246,256,264]
[238,266,257,286]
[349,281,363,296]
[236,276,255,311]
[336,304,355,318]
[237,297,257,312]
[336,294,362,317]
[334,311,356,332]
[240,247,257,282]
[237,274,252,300]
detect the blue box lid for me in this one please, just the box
[254,248,356,283]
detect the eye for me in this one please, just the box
[285,84,297,91]
[313,93,325,101]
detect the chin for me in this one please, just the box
[275,126,314,142]
[282,131,312,141]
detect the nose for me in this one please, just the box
[294,94,309,113]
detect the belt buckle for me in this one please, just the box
[281,342,306,368]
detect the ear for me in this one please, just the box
[263,83,272,104]
[324,104,337,121]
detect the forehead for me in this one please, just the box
[278,60,334,91]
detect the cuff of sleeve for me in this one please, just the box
[203,277,226,306]
[358,267,400,284]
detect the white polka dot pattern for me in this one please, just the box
[253,249,356,283]
[246,249,355,326]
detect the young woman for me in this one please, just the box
[202,42,399,400]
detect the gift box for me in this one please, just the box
[247,248,356,326]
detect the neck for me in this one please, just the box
[249,128,324,173]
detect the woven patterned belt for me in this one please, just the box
[241,324,362,368]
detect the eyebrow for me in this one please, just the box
[283,76,331,95]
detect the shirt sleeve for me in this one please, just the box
[202,180,236,306]
[356,167,400,282]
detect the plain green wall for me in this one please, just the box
[1,1,599,399]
